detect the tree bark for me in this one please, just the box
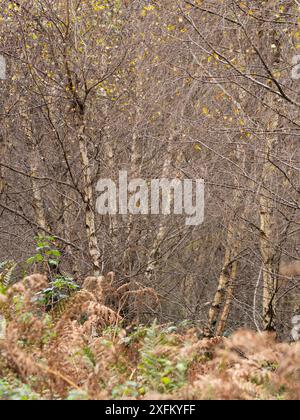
[0,134,6,196]
[29,145,50,232]
[260,117,279,332]
[78,118,102,276]
[204,223,239,337]
[22,111,50,234]
[215,260,238,337]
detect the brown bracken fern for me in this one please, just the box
[0,274,299,400]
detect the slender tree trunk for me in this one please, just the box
[105,140,116,238]
[213,144,246,336]
[257,22,285,333]
[124,116,142,276]
[62,0,102,276]
[61,188,80,277]
[0,134,6,195]
[203,102,246,337]
[145,152,173,281]
[204,223,239,337]
[215,260,238,337]
[29,145,50,232]
[145,80,198,282]
[260,117,279,332]
[22,112,50,233]
[78,118,101,276]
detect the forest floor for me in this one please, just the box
[0,275,299,401]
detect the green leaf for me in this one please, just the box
[46,250,61,257]
[161,377,171,385]
[26,256,37,265]
[36,254,44,263]
[49,260,59,267]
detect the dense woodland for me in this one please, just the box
[0,0,300,400]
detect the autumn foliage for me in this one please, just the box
[0,274,299,400]
[0,0,300,401]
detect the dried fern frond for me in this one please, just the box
[0,260,17,288]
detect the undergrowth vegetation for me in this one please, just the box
[0,271,299,400]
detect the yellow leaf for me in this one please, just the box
[167,24,176,31]
[144,5,156,11]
